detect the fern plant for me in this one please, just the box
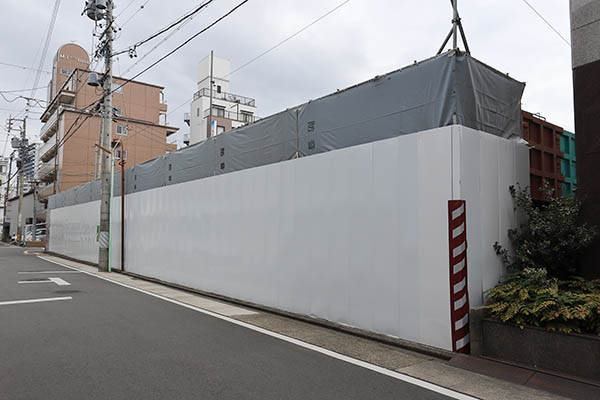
[486,268,600,335]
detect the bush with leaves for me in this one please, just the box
[486,268,600,335]
[494,185,598,279]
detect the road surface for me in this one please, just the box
[0,245,466,399]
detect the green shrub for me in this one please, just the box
[485,268,600,335]
[494,184,598,279]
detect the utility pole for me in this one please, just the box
[2,152,14,241]
[7,113,27,243]
[208,50,214,138]
[98,0,114,271]
[17,114,26,244]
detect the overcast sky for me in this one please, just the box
[1,0,573,156]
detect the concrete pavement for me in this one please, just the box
[0,245,570,399]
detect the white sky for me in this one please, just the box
[0,0,573,156]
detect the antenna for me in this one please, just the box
[437,0,471,55]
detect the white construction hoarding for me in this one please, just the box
[48,125,528,351]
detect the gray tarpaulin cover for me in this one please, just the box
[49,50,525,209]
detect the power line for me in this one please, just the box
[30,0,62,100]
[167,0,350,118]
[120,3,207,76]
[115,0,137,18]
[521,0,571,47]
[112,0,250,96]
[0,61,51,74]
[1,85,49,94]
[225,0,350,79]
[115,0,215,57]
[120,0,153,28]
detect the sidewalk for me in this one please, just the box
[37,253,592,400]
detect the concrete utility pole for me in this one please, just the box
[98,0,114,271]
[2,152,14,241]
[208,50,214,138]
[17,115,26,244]
[7,113,27,243]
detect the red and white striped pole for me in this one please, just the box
[448,200,470,353]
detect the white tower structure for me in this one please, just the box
[187,54,257,145]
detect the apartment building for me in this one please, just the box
[22,143,40,193]
[187,54,257,145]
[38,43,178,199]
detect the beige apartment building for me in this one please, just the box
[38,43,177,199]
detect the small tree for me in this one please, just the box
[494,184,598,279]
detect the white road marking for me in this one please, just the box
[0,296,72,306]
[19,271,81,274]
[18,277,71,286]
[48,277,71,286]
[37,255,476,400]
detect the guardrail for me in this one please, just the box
[193,88,256,107]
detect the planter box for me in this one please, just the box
[482,318,600,382]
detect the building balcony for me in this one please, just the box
[203,108,259,124]
[38,161,56,183]
[40,110,59,141]
[41,74,77,122]
[39,135,57,163]
[193,88,256,107]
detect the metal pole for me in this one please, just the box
[108,155,114,273]
[32,181,37,241]
[452,0,458,50]
[98,0,113,271]
[2,153,13,241]
[121,145,125,272]
[208,50,214,138]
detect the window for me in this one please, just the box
[213,106,225,118]
[113,107,123,117]
[217,85,222,94]
[112,83,123,94]
[115,125,128,136]
[115,149,127,160]
[217,125,225,135]
[241,111,253,123]
[60,68,72,76]
[197,108,200,117]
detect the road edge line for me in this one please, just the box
[37,255,478,400]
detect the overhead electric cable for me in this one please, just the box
[520,0,571,47]
[167,0,349,118]
[0,62,51,74]
[120,2,210,75]
[30,0,62,100]
[120,0,153,28]
[225,0,350,79]
[112,0,250,96]
[1,85,49,94]
[116,0,137,18]
[115,0,215,57]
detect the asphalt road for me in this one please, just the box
[0,245,456,400]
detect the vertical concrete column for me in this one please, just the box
[571,0,600,277]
